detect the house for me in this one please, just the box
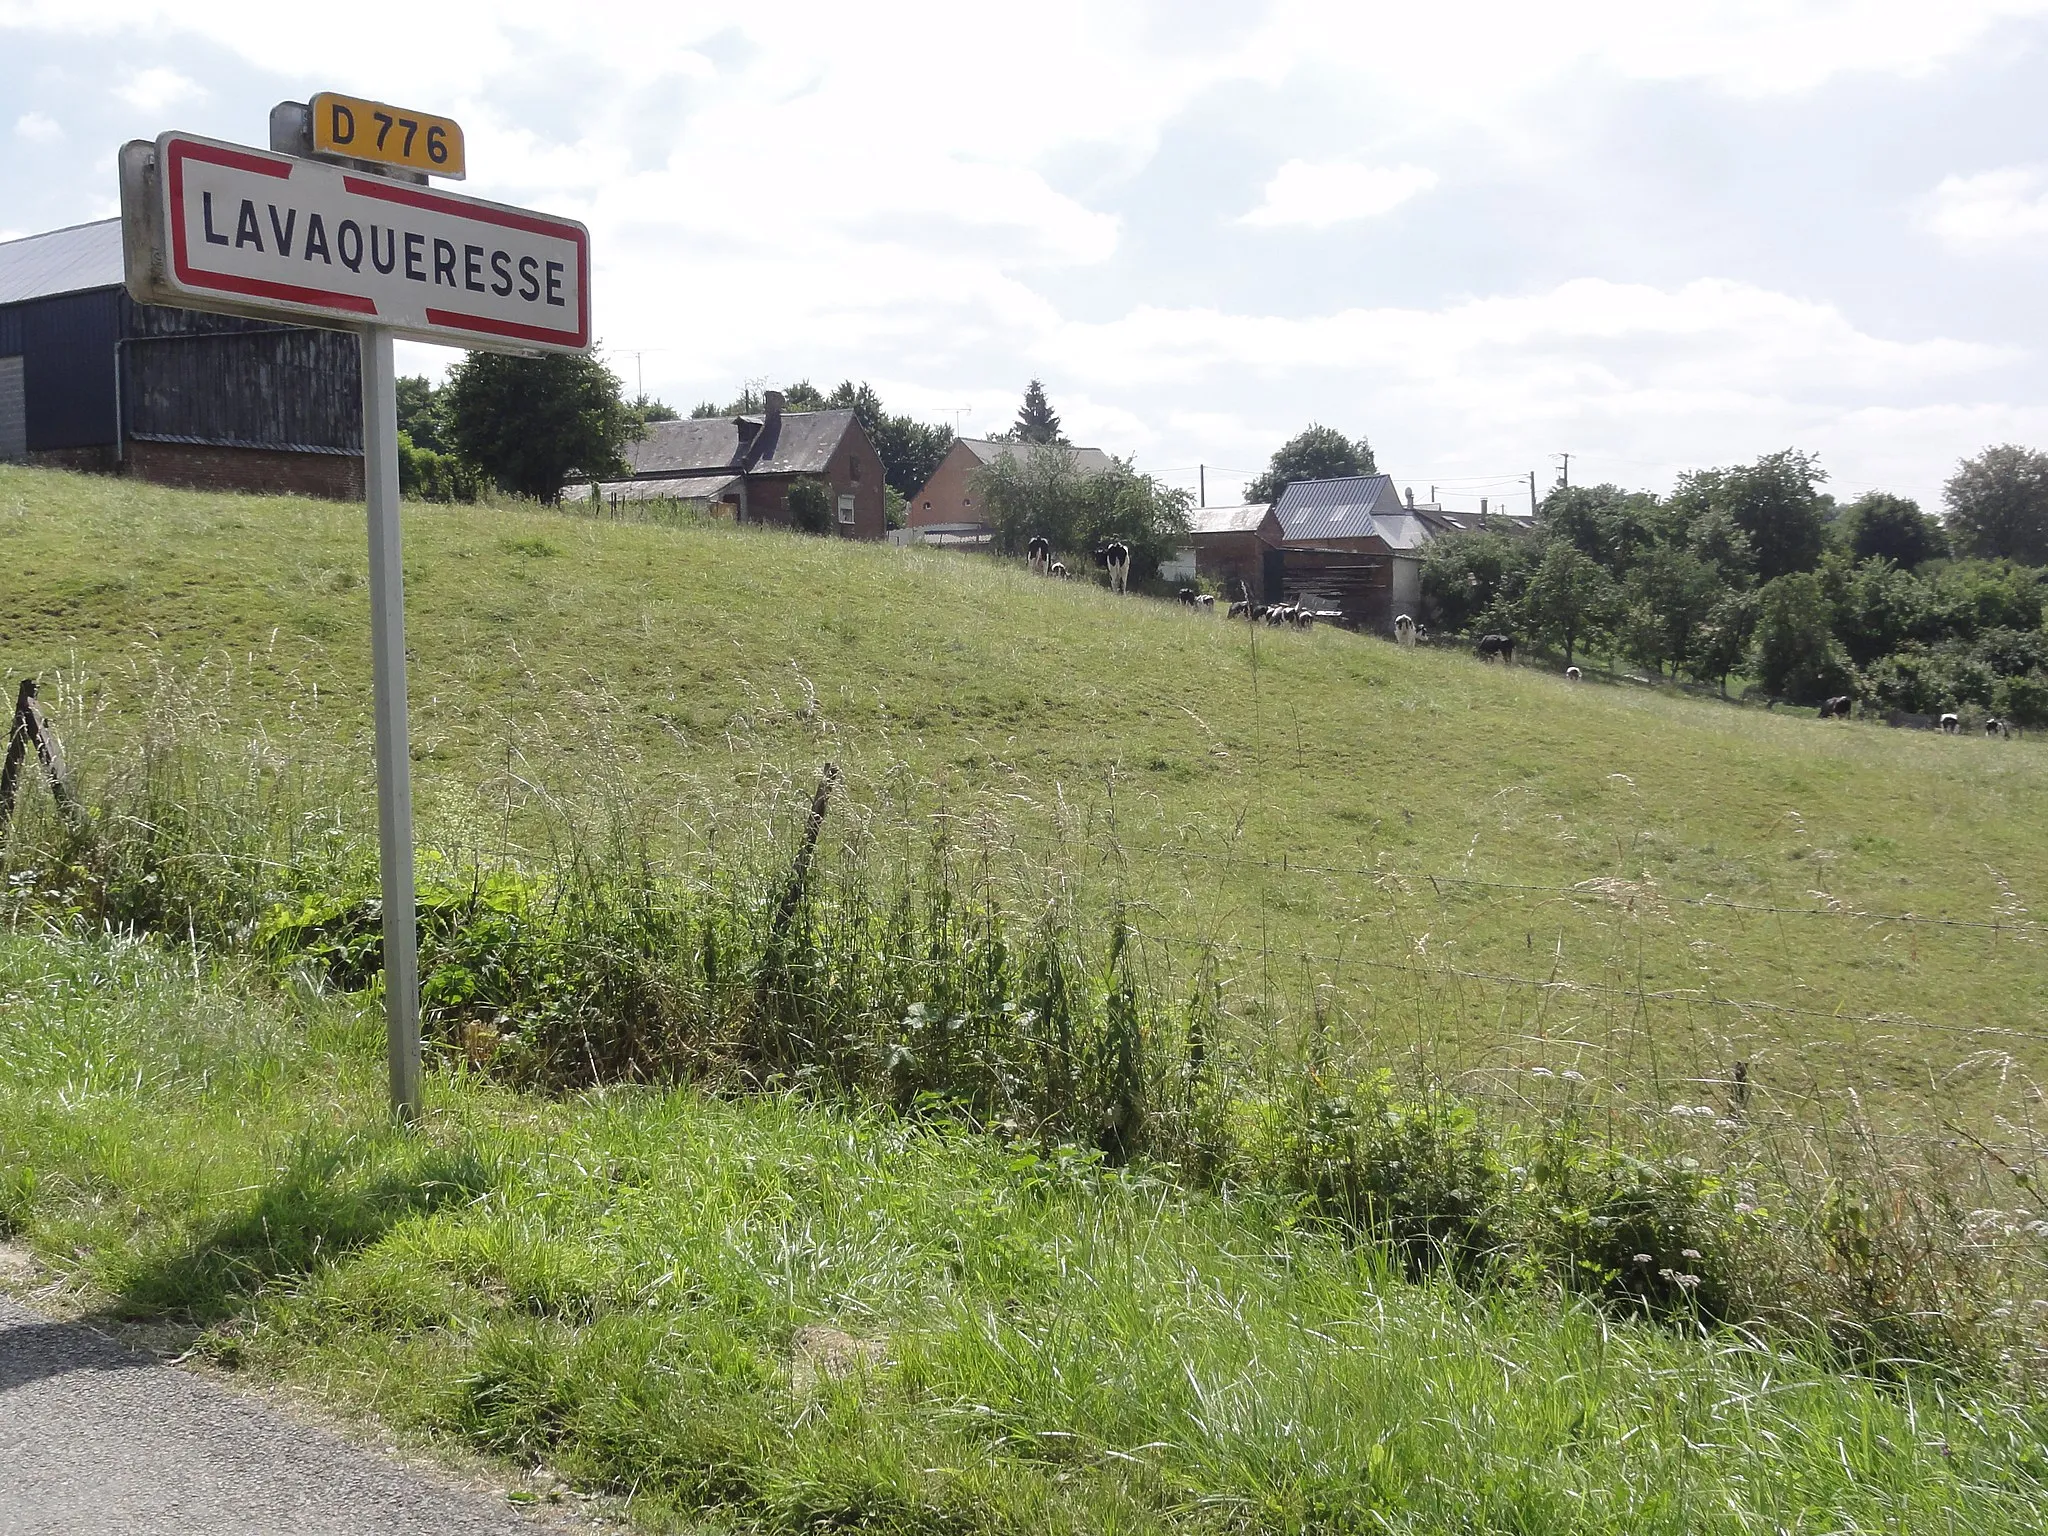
[1273,474,1436,632]
[1187,502,1283,601]
[906,437,1117,544]
[0,219,364,497]
[594,390,885,539]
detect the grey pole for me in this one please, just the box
[360,325,421,1121]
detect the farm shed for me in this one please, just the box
[0,219,364,498]
[1273,475,1431,632]
[1188,502,1282,601]
[906,438,1117,542]
[599,391,886,539]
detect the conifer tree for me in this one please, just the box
[1011,380,1067,445]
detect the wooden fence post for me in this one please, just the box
[0,680,81,836]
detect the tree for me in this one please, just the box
[633,396,680,424]
[1010,380,1066,445]
[442,350,636,502]
[1835,491,1947,568]
[1668,450,1828,584]
[395,375,446,451]
[1245,424,1376,506]
[1538,484,1659,574]
[971,449,1190,578]
[1421,530,1534,635]
[1751,572,1850,704]
[786,478,833,535]
[1518,540,1616,664]
[1826,554,1924,668]
[1944,445,2048,566]
[1619,545,1724,678]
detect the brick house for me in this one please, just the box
[0,219,364,498]
[1188,502,1284,601]
[594,390,885,539]
[906,437,1117,542]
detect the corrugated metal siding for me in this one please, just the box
[122,299,362,452]
[0,356,25,460]
[15,288,120,450]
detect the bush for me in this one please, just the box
[398,432,484,503]
[786,478,834,536]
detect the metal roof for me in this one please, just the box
[592,473,740,502]
[622,409,857,478]
[1188,502,1273,536]
[957,438,1117,476]
[0,219,124,306]
[1272,475,1431,547]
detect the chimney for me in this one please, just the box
[764,389,785,424]
[1481,497,1488,515]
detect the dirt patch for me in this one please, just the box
[790,1325,888,1392]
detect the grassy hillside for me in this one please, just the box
[0,465,2044,1132]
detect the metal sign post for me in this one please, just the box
[119,101,591,1123]
[359,324,421,1118]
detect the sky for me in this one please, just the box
[5,1,2048,512]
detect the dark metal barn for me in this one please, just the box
[0,219,364,499]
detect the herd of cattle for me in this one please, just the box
[1015,545,2017,735]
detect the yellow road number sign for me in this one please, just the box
[311,92,465,179]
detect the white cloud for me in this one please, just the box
[113,65,203,112]
[1923,166,2048,250]
[13,111,60,141]
[1239,161,1437,228]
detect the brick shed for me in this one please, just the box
[0,219,363,498]
[1274,475,1433,632]
[594,391,886,540]
[1188,502,1283,602]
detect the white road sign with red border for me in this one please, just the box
[154,131,588,351]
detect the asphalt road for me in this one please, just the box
[0,1295,560,1535]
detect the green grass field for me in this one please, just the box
[6,465,2048,1530]
[2,465,2042,1132]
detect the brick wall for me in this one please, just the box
[907,442,984,529]
[26,445,120,473]
[124,440,364,501]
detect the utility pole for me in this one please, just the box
[1199,464,1206,508]
[1554,452,1571,489]
[1529,470,1537,516]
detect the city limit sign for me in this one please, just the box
[123,131,588,352]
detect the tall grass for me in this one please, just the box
[4,670,2045,1381]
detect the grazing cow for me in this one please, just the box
[1177,587,1200,607]
[1476,633,1516,666]
[1986,717,2011,739]
[1026,536,1051,576]
[1049,561,1070,580]
[1195,593,1215,609]
[1227,599,1252,620]
[1294,608,1315,630]
[1394,614,1417,649]
[1416,624,1430,645]
[1565,666,1582,681]
[1940,712,1960,734]
[1092,540,1132,595]
[1817,695,1852,720]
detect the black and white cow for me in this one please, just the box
[1177,587,1200,607]
[1227,599,1253,620]
[1940,712,1961,734]
[1817,695,1852,720]
[1195,593,1215,609]
[1565,666,1582,681]
[1393,614,1417,649]
[1476,633,1516,665]
[1986,717,2011,739]
[1026,536,1051,576]
[1049,561,1071,580]
[1092,540,1132,595]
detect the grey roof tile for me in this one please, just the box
[1273,475,1425,545]
[622,409,855,478]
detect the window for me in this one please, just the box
[837,491,855,525]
